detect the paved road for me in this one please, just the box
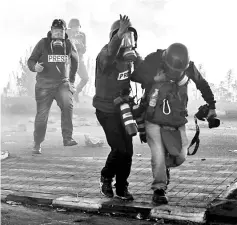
[1,113,237,224]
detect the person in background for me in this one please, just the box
[67,18,89,102]
[27,19,79,154]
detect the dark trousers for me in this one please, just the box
[76,60,89,93]
[34,82,73,144]
[96,109,133,190]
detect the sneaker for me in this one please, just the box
[100,176,114,198]
[63,138,78,146]
[116,187,134,201]
[166,168,170,185]
[152,189,168,204]
[32,143,41,154]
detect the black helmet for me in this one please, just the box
[68,18,81,28]
[109,19,138,41]
[163,43,190,72]
[51,19,66,30]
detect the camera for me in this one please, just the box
[195,104,220,129]
[114,95,138,137]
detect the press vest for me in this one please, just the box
[35,38,71,87]
[93,60,134,113]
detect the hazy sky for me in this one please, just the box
[1,0,236,92]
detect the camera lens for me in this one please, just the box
[208,118,220,128]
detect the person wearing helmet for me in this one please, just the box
[131,43,217,204]
[93,14,143,201]
[67,18,88,103]
[27,19,79,154]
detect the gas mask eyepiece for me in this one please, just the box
[121,31,137,61]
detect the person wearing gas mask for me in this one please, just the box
[131,43,217,204]
[27,19,79,154]
[67,18,88,103]
[93,15,143,200]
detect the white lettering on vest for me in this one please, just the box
[48,55,69,63]
[117,70,129,81]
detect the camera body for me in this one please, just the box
[195,104,220,129]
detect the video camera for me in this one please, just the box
[195,104,220,129]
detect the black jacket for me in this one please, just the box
[131,50,216,109]
[93,33,143,113]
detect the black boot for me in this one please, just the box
[152,189,168,204]
[100,176,114,198]
[116,186,134,201]
[63,138,78,146]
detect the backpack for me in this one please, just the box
[145,72,190,128]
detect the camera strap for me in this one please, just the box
[187,116,200,155]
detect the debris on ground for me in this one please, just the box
[1,151,10,160]
[84,134,104,147]
[56,208,67,212]
[6,201,21,206]
[228,150,237,153]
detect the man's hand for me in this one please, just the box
[69,82,76,94]
[117,15,131,39]
[154,70,167,82]
[34,62,44,73]
[207,109,217,119]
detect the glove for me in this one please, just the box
[207,109,217,120]
[139,133,147,143]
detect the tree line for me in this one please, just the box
[2,49,237,103]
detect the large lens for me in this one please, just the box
[208,118,220,128]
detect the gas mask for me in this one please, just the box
[51,28,66,47]
[121,31,137,62]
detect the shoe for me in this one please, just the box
[63,138,78,146]
[116,186,134,201]
[166,168,170,185]
[100,176,114,198]
[32,142,41,154]
[152,189,168,204]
